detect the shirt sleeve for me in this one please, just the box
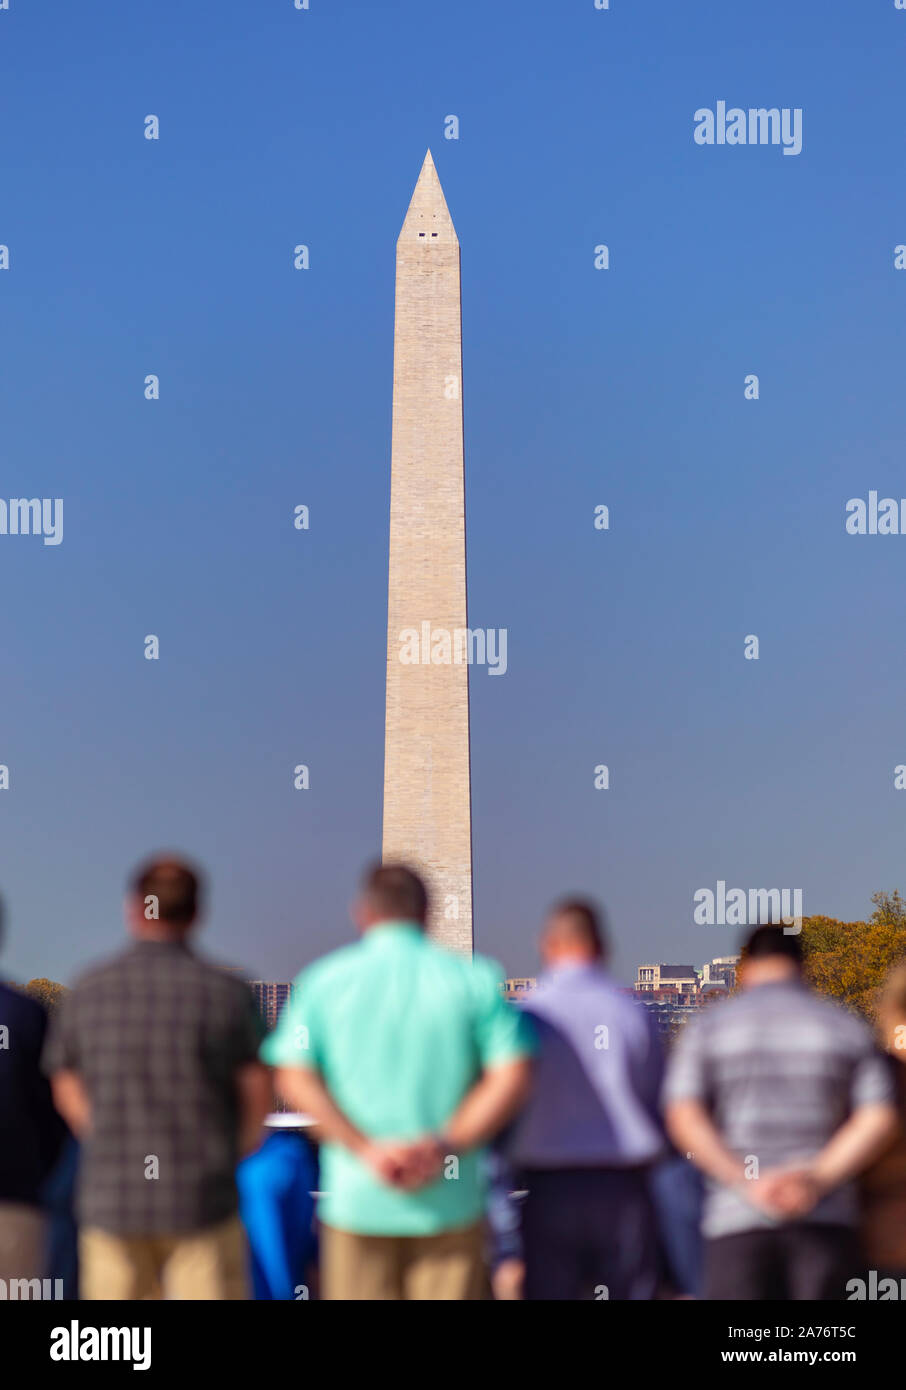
[259,968,322,1072]
[662,1014,710,1104]
[471,958,537,1068]
[41,990,81,1076]
[850,1039,897,1110]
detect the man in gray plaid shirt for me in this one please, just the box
[43,856,271,1299]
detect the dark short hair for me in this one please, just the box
[742,924,803,964]
[130,856,202,926]
[549,898,607,959]
[362,863,428,925]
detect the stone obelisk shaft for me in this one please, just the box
[382,151,473,952]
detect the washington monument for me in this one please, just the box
[381,150,473,953]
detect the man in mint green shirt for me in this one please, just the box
[261,863,534,1300]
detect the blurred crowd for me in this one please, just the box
[2,855,906,1301]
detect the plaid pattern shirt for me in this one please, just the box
[43,939,264,1235]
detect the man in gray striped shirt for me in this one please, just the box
[666,925,897,1300]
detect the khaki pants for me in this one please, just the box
[0,1202,46,1282]
[321,1221,486,1301]
[80,1215,248,1300]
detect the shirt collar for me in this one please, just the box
[363,920,424,944]
[542,961,607,984]
[131,937,192,954]
[744,978,806,993]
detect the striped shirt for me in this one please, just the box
[664,981,895,1237]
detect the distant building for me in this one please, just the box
[634,957,739,1042]
[249,981,294,1032]
[701,955,739,991]
[635,964,699,998]
[503,977,537,1002]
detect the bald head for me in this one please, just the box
[541,899,606,967]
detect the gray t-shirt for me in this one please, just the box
[664,980,894,1238]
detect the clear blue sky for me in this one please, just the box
[1,0,904,987]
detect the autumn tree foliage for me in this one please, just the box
[23,978,68,1012]
[800,892,906,1020]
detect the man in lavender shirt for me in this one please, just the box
[507,899,666,1300]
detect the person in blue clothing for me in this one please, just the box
[42,1135,81,1299]
[507,898,666,1300]
[647,1145,705,1297]
[0,898,69,1283]
[237,1121,319,1300]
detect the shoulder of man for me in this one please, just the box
[461,950,506,992]
[288,939,367,995]
[198,958,261,1005]
[0,981,48,1033]
[65,947,136,998]
[614,986,665,1038]
[414,947,508,1009]
[800,987,877,1044]
[679,984,814,1044]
